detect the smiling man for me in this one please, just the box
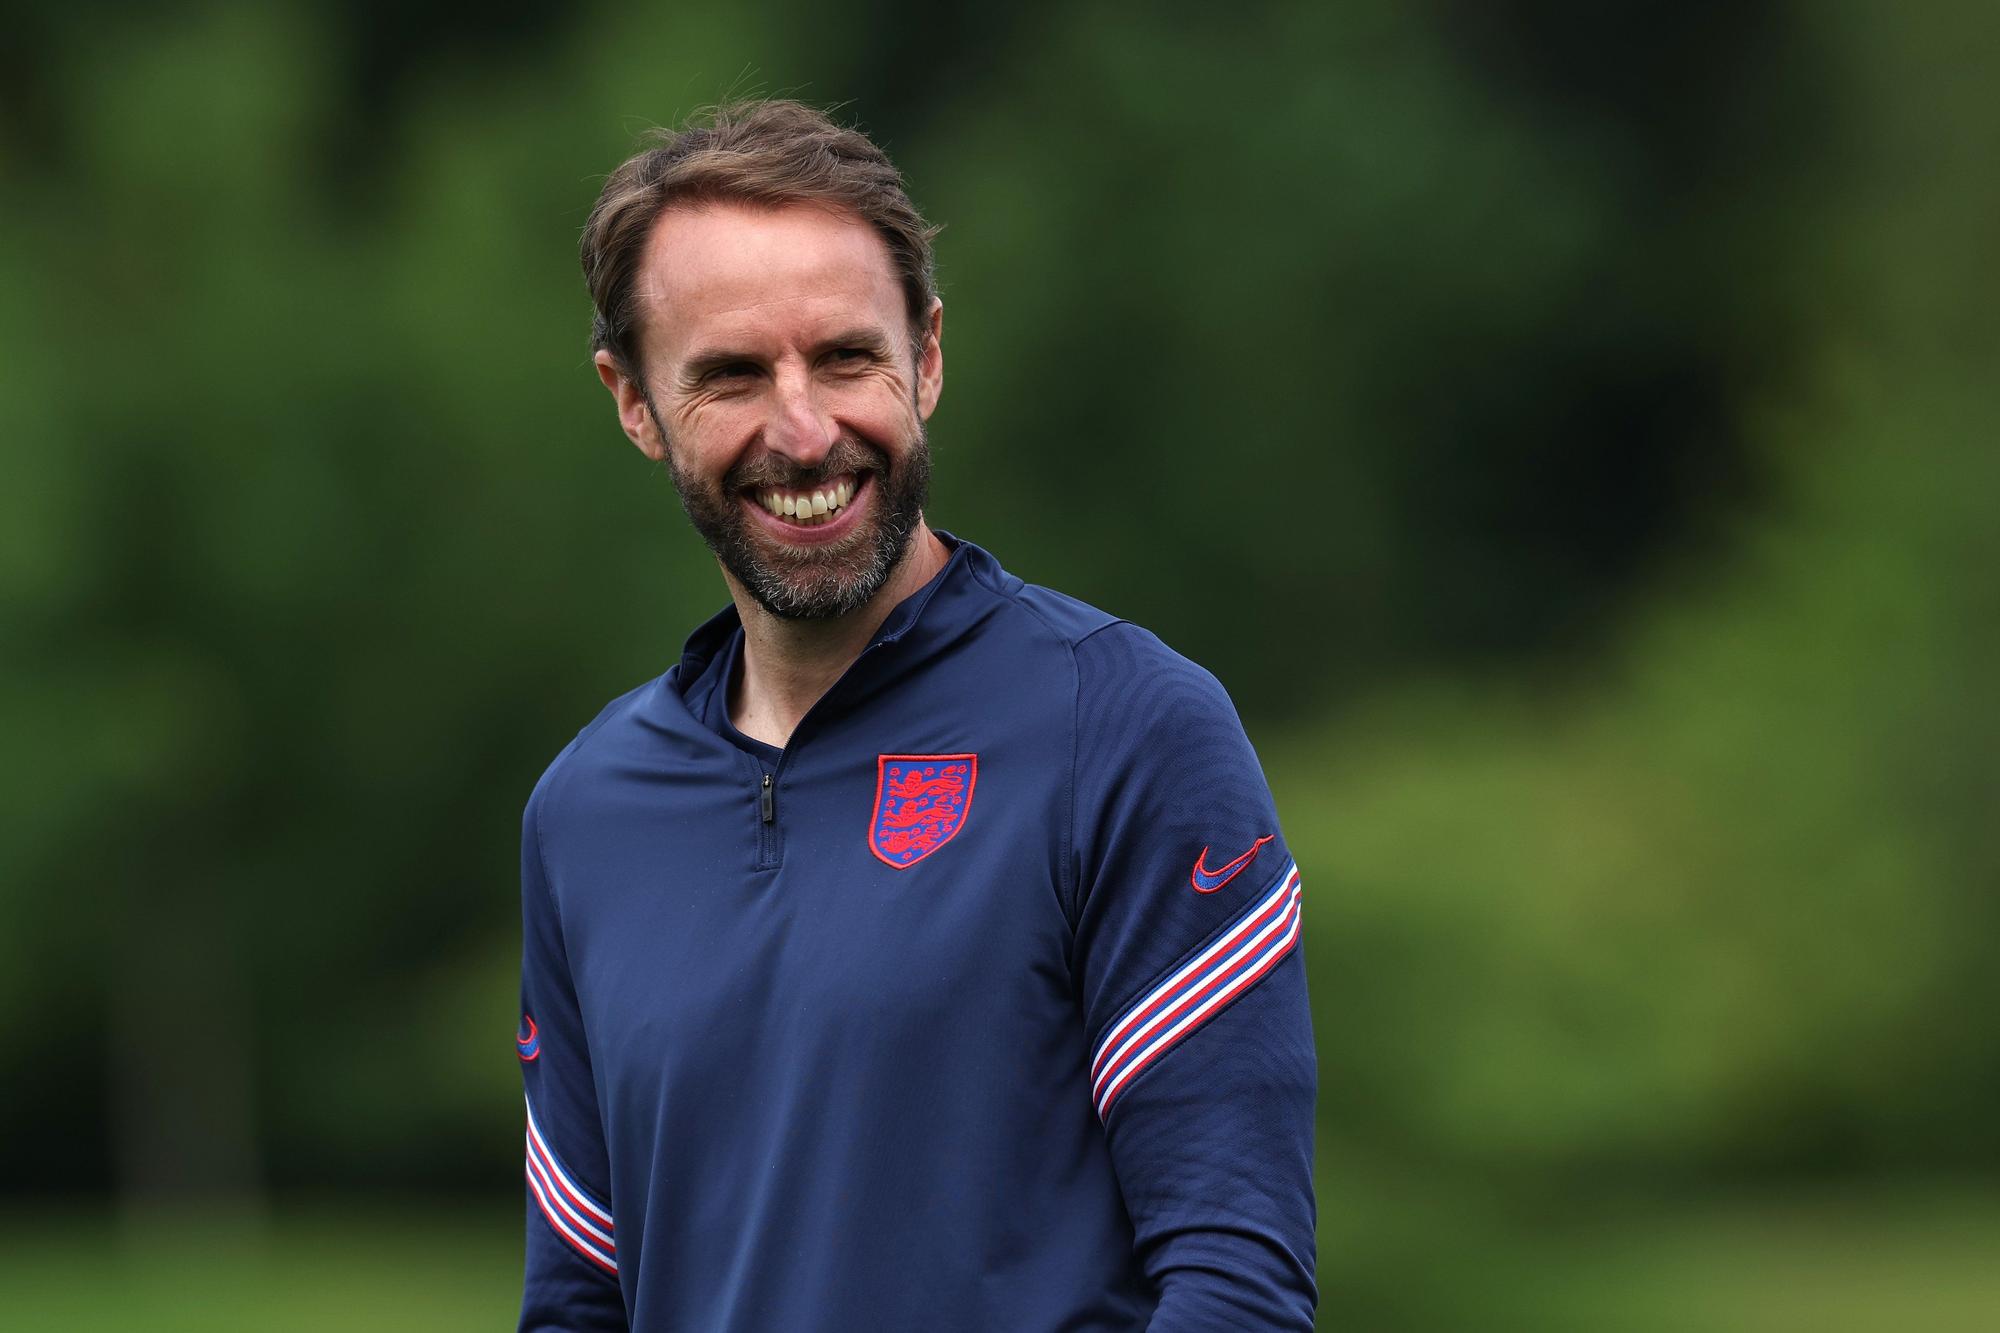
[517,100,1316,1332]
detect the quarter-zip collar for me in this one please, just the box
[665,531,997,737]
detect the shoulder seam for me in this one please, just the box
[533,677,658,914]
[964,556,1129,651]
[1070,617,1139,652]
[963,563,1088,927]
[533,783,560,923]
[1063,634,1079,927]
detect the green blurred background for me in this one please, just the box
[4,1,1995,1327]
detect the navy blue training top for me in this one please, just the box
[517,537,1316,1331]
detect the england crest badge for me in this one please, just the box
[870,753,978,869]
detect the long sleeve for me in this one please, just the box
[518,782,628,1332]
[1069,623,1318,1331]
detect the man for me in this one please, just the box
[518,100,1316,1331]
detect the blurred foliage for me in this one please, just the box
[1280,0,2000,1189]
[0,1,1993,1315]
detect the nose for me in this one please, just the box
[767,362,838,466]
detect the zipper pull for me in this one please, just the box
[760,772,774,824]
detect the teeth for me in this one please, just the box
[756,475,859,525]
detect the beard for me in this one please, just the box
[653,410,933,621]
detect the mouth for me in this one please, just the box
[740,471,873,542]
[748,472,860,528]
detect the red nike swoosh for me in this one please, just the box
[1190,835,1274,893]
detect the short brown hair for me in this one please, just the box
[581,99,940,376]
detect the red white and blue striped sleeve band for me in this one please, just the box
[1089,861,1304,1121]
[524,1093,617,1275]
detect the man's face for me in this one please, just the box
[596,200,943,620]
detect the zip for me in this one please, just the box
[751,612,910,861]
[757,633,891,829]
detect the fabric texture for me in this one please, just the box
[517,536,1316,1331]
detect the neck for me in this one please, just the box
[726,521,950,749]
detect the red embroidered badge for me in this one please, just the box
[870,754,978,869]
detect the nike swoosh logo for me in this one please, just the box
[1190,835,1274,893]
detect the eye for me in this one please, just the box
[709,362,758,380]
[829,347,876,367]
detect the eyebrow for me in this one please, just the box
[677,348,759,385]
[677,328,894,383]
[817,327,894,357]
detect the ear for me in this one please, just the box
[914,299,944,421]
[595,350,668,462]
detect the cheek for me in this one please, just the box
[833,378,922,440]
[671,400,756,458]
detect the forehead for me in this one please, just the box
[635,200,905,364]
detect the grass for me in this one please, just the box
[1321,1179,2000,1331]
[1,1186,1995,1330]
[0,1202,519,1333]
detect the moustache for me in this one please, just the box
[727,439,887,494]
